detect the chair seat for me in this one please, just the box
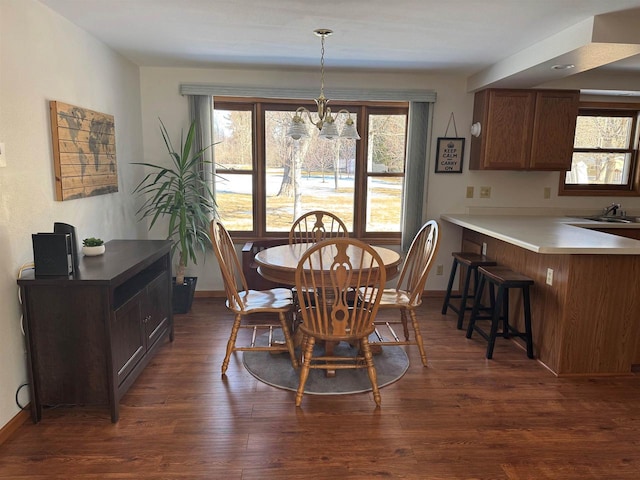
[360,288,419,309]
[230,288,293,313]
[478,266,534,287]
[377,288,415,308]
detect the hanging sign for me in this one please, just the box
[435,112,465,173]
[435,137,465,173]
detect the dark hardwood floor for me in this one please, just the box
[1,297,639,479]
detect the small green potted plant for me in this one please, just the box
[82,237,105,256]
[132,119,217,313]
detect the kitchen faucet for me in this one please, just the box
[603,203,622,216]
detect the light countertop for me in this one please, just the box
[440,214,640,254]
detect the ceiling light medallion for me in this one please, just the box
[286,29,360,141]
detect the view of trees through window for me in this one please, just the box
[213,99,408,238]
[565,113,636,186]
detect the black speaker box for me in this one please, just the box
[53,222,79,273]
[32,233,74,277]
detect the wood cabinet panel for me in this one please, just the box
[530,91,580,170]
[470,88,579,171]
[144,271,171,348]
[113,290,146,387]
[23,285,110,406]
[562,255,640,374]
[479,90,534,169]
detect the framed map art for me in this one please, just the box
[49,101,118,201]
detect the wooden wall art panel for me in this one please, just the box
[50,101,118,201]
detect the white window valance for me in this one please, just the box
[180,83,436,103]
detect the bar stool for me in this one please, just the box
[441,252,497,330]
[466,265,534,359]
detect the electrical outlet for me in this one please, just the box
[543,187,551,199]
[436,264,443,275]
[546,268,553,286]
[480,186,491,198]
[466,186,474,198]
[481,242,487,256]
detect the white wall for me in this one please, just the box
[0,0,145,430]
[139,66,640,293]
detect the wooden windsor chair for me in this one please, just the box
[361,220,440,367]
[210,219,298,375]
[294,238,387,407]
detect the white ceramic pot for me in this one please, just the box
[82,245,105,256]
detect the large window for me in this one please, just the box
[213,98,408,241]
[560,103,640,196]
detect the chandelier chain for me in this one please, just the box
[319,34,325,98]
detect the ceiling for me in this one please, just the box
[38,0,640,93]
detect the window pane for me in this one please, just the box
[574,116,633,149]
[214,109,253,170]
[368,114,407,173]
[264,110,355,232]
[216,173,254,230]
[366,177,403,232]
[565,152,632,185]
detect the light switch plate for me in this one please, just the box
[466,186,474,198]
[546,268,553,286]
[480,186,491,198]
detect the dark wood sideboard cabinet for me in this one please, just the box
[18,240,174,423]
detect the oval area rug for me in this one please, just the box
[243,335,409,395]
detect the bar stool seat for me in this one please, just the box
[466,265,534,359]
[441,252,497,330]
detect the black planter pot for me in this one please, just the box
[172,276,197,314]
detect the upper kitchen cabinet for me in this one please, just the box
[469,89,579,171]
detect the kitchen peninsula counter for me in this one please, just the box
[441,214,640,376]
[441,214,640,254]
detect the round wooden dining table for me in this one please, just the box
[254,241,401,377]
[253,242,402,286]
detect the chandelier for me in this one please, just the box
[286,29,360,141]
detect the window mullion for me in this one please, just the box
[255,102,266,236]
[353,106,368,238]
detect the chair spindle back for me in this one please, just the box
[295,238,386,341]
[289,210,349,244]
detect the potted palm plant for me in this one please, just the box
[133,119,216,313]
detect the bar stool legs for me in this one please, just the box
[521,286,534,358]
[466,265,534,359]
[442,252,496,330]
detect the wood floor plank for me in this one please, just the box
[1,297,639,479]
